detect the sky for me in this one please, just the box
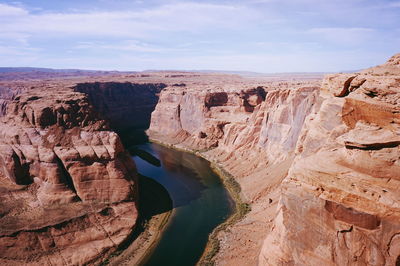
[0,0,399,72]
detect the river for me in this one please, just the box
[132,142,234,266]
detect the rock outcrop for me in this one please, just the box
[148,82,321,265]
[260,53,400,265]
[148,86,270,151]
[148,54,400,265]
[0,89,138,265]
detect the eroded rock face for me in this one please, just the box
[260,53,400,265]
[148,54,400,265]
[0,90,138,265]
[148,86,271,151]
[148,82,320,265]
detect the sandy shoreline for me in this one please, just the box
[107,209,172,266]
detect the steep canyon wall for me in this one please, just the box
[260,54,400,265]
[0,89,138,265]
[147,55,400,265]
[75,82,166,131]
[148,82,322,265]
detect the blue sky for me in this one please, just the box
[0,0,399,72]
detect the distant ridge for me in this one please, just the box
[0,67,131,73]
[0,67,359,79]
[0,67,137,81]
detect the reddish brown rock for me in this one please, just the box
[3,61,398,265]
[74,82,167,130]
[260,54,400,265]
[147,54,400,266]
[0,89,138,265]
[148,80,321,265]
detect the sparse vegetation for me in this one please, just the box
[147,138,251,265]
[198,164,251,265]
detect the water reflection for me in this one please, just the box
[132,143,234,266]
[133,143,207,208]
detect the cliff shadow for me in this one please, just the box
[138,174,172,219]
[74,81,166,137]
[112,174,172,255]
[128,146,161,167]
[117,127,149,146]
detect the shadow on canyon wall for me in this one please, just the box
[113,173,173,257]
[74,81,166,131]
[75,81,207,208]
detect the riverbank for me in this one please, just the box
[148,138,250,265]
[107,209,171,266]
[104,175,173,266]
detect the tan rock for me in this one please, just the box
[260,54,400,265]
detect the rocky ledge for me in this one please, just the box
[147,54,400,265]
[260,53,400,265]
[0,89,138,265]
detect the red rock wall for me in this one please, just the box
[260,54,400,265]
[0,89,138,265]
[148,54,400,265]
[148,86,269,151]
[148,84,320,265]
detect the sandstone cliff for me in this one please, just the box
[0,89,138,265]
[148,80,321,265]
[147,54,400,265]
[260,54,400,265]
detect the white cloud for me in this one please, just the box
[0,2,263,39]
[0,3,28,16]
[308,27,373,34]
[40,50,382,73]
[0,1,398,72]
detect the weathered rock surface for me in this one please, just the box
[0,89,138,265]
[0,72,276,265]
[2,58,397,265]
[260,54,400,265]
[148,54,400,265]
[148,81,321,265]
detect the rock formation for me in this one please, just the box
[147,54,400,265]
[148,78,322,265]
[260,53,400,265]
[1,53,398,265]
[0,89,138,265]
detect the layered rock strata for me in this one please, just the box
[148,54,400,265]
[0,89,138,265]
[0,57,397,265]
[148,82,321,265]
[260,54,400,265]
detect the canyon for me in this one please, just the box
[0,54,399,265]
